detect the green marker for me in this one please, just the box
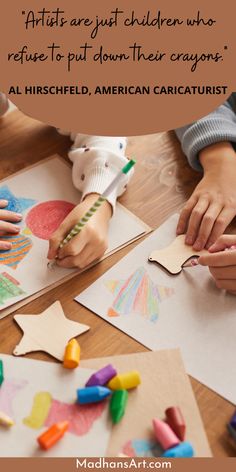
[0,359,4,386]
[48,159,136,268]
[110,389,128,424]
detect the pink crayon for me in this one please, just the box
[183,258,199,268]
[86,364,117,387]
[152,418,180,450]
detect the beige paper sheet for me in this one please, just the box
[81,349,212,457]
[0,155,151,318]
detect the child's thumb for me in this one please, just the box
[47,226,67,259]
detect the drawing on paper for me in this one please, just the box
[0,186,36,214]
[105,267,174,322]
[0,378,28,417]
[122,438,163,457]
[25,201,75,240]
[23,392,52,429]
[0,272,25,305]
[0,235,33,269]
[24,391,106,436]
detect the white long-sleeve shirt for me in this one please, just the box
[0,92,132,212]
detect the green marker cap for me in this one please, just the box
[122,159,136,175]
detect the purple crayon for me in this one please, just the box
[86,364,117,387]
[230,410,236,430]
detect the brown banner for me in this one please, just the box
[0,0,235,134]
[0,458,236,472]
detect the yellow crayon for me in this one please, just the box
[0,411,14,427]
[108,370,141,390]
[63,339,80,369]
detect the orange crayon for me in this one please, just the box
[63,339,80,369]
[37,421,69,450]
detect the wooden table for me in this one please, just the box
[0,108,235,457]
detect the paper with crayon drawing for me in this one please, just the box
[0,350,211,457]
[0,156,150,317]
[0,354,110,457]
[76,214,236,404]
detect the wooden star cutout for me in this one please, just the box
[13,301,90,361]
[149,235,208,275]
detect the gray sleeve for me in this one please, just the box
[175,98,236,171]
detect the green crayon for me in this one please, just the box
[110,389,128,424]
[0,360,4,386]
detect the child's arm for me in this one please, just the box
[199,235,236,294]
[48,135,132,268]
[176,95,236,250]
[0,94,23,248]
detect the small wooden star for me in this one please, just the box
[13,301,90,360]
[149,235,208,275]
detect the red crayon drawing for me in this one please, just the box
[45,398,106,436]
[0,378,28,417]
[25,201,75,240]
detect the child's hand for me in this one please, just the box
[177,142,236,251]
[48,194,112,269]
[199,235,236,294]
[0,199,22,250]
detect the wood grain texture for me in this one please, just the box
[0,108,235,457]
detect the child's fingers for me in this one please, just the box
[209,265,236,280]
[0,221,21,234]
[0,240,12,250]
[57,231,87,259]
[199,250,236,267]
[0,200,9,209]
[205,207,235,249]
[57,247,96,269]
[214,278,236,292]
[208,234,236,253]
[176,197,197,234]
[192,203,222,250]
[47,233,62,259]
[0,210,22,222]
[48,220,76,259]
[185,197,210,245]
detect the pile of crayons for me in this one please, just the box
[0,347,195,457]
[153,407,194,457]
[38,360,141,450]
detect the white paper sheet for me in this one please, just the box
[0,156,149,314]
[76,214,236,404]
[0,354,111,457]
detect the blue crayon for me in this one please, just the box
[77,386,111,404]
[162,442,194,458]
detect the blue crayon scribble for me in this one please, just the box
[123,438,163,457]
[0,186,36,216]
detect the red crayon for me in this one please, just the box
[37,421,69,450]
[165,406,186,441]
